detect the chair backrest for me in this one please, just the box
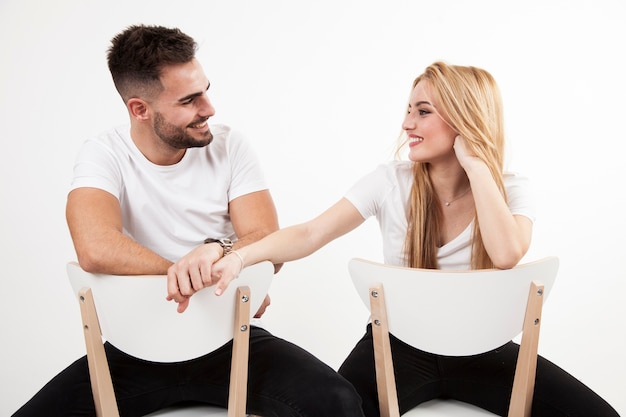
[67,260,274,362]
[349,256,559,417]
[349,256,559,356]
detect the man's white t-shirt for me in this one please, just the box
[70,124,267,262]
[344,161,536,270]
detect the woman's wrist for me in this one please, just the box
[227,250,245,273]
[463,157,490,177]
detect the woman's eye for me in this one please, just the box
[407,107,430,116]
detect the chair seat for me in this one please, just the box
[404,399,497,416]
[145,404,228,416]
[145,399,497,416]
[145,399,496,415]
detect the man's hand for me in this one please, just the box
[166,242,223,313]
[254,295,271,318]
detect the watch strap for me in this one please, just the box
[203,238,233,255]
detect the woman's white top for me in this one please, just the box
[344,161,535,270]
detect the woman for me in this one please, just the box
[208,62,619,416]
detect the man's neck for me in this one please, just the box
[129,123,186,166]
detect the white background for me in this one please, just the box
[1,0,624,415]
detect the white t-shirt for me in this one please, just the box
[70,124,268,262]
[344,161,535,270]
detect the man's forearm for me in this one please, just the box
[74,232,173,275]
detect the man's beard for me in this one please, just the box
[153,112,213,149]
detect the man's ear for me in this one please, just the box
[127,98,150,121]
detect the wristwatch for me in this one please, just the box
[204,238,233,255]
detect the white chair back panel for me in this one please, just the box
[67,261,274,362]
[349,257,558,356]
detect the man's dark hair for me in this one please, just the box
[107,25,198,102]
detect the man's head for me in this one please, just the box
[107,25,198,103]
[107,25,215,160]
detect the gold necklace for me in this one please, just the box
[443,187,471,207]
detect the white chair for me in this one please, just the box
[67,261,274,417]
[348,256,559,417]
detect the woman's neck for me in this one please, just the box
[427,162,470,198]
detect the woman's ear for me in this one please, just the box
[127,98,150,121]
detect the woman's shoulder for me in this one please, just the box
[374,160,413,178]
[349,161,413,200]
[503,171,531,189]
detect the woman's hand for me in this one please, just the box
[453,135,481,171]
[212,251,245,296]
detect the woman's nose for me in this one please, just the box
[402,114,415,131]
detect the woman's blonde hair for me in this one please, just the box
[398,62,507,269]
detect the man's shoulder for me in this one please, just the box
[209,123,232,139]
[85,125,129,149]
[206,124,251,155]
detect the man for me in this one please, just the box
[13,25,363,417]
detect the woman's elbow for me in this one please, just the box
[491,247,526,270]
[493,259,518,270]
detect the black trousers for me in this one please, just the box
[338,324,620,417]
[12,326,364,417]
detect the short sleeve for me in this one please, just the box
[505,172,536,223]
[70,137,123,199]
[226,130,268,202]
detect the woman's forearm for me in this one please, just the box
[231,198,365,269]
[466,162,531,268]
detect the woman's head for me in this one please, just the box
[402,62,507,270]
[399,62,505,173]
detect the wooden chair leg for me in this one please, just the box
[78,288,120,417]
[228,286,251,417]
[369,284,400,417]
[508,280,544,417]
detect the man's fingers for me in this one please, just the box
[176,298,190,313]
[166,271,184,301]
[200,263,213,286]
